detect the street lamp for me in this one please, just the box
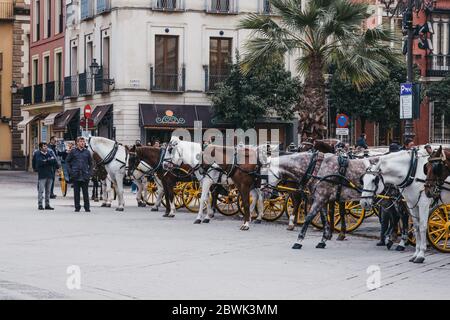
[10,81,18,94]
[90,59,100,76]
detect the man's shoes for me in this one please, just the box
[50,195,57,199]
[38,205,44,210]
[45,206,54,210]
[376,240,386,246]
[74,208,81,212]
[85,208,91,212]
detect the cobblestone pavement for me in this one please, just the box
[0,171,448,299]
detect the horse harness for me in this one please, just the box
[131,147,167,179]
[88,138,129,170]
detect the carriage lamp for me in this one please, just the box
[10,81,18,94]
[90,59,100,76]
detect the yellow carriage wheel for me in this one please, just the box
[59,169,67,197]
[215,185,240,216]
[262,194,286,222]
[407,215,416,246]
[333,201,365,232]
[161,182,184,209]
[145,181,158,206]
[285,196,308,225]
[182,181,202,213]
[427,204,450,253]
[312,201,365,232]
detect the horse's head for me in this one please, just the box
[360,158,383,210]
[424,146,449,199]
[126,145,139,178]
[298,138,314,152]
[163,136,182,170]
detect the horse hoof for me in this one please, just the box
[240,225,249,231]
[254,219,262,224]
[151,208,159,212]
[292,243,302,250]
[286,225,295,231]
[396,245,405,252]
[203,219,210,224]
[386,240,394,250]
[316,242,326,249]
[337,234,346,241]
[115,208,124,212]
[167,214,175,218]
[101,204,107,207]
[105,204,112,208]
[409,256,417,262]
[413,257,425,264]
[194,219,202,224]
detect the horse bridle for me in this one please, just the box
[129,147,167,180]
[424,153,450,197]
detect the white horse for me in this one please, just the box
[163,137,264,228]
[360,147,439,263]
[88,136,128,211]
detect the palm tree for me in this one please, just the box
[239,0,400,140]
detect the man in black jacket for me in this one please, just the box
[36,142,57,210]
[48,136,60,199]
[66,136,93,212]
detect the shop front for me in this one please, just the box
[53,109,80,142]
[139,104,296,148]
[91,104,114,139]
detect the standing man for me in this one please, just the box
[48,136,60,199]
[35,142,56,210]
[402,138,415,150]
[66,137,93,212]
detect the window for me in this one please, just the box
[262,0,271,14]
[45,0,51,38]
[155,0,178,10]
[154,35,179,91]
[35,0,41,41]
[55,51,63,97]
[207,0,236,13]
[209,37,232,90]
[32,59,39,85]
[44,56,50,83]
[80,0,94,20]
[56,0,64,34]
[71,46,78,76]
[432,103,450,144]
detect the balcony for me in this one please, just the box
[427,54,450,77]
[94,67,112,93]
[153,0,185,11]
[78,72,93,96]
[150,66,186,93]
[22,81,64,105]
[97,0,111,14]
[204,65,229,92]
[206,0,238,14]
[64,75,78,98]
[80,0,94,20]
[0,1,13,20]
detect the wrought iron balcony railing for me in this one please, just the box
[0,1,13,20]
[150,66,186,92]
[427,54,450,77]
[153,0,185,11]
[206,0,238,14]
[204,65,230,92]
[78,72,93,96]
[64,75,78,98]
[94,67,112,93]
[22,81,64,105]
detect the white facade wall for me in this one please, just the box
[64,0,301,145]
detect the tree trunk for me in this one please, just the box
[297,56,327,141]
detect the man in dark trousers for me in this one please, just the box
[48,136,60,199]
[66,136,93,212]
[35,142,57,210]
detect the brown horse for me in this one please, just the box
[163,138,261,230]
[424,146,450,199]
[91,152,115,207]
